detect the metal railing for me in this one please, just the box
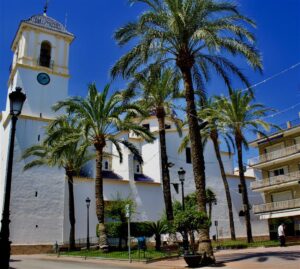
[249,143,300,166]
[253,198,300,214]
[251,171,300,189]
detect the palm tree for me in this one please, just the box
[127,67,182,221]
[198,98,236,240]
[205,188,216,222]
[147,221,168,251]
[214,89,273,243]
[52,83,154,251]
[22,116,92,250]
[112,0,262,260]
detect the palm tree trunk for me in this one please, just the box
[178,61,214,262]
[235,134,253,243]
[208,202,212,222]
[66,171,76,250]
[157,113,174,221]
[95,147,109,251]
[211,132,236,240]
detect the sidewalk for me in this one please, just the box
[12,245,300,269]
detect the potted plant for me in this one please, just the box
[173,207,211,267]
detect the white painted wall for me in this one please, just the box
[8,118,66,244]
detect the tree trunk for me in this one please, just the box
[177,60,214,262]
[235,134,253,243]
[155,233,161,251]
[66,171,76,250]
[157,112,174,221]
[211,132,236,240]
[208,202,212,222]
[95,147,109,251]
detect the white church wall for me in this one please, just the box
[9,118,65,244]
[65,178,164,242]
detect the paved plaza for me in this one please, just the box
[10,245,300,269]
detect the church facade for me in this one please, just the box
[0,12,268,249]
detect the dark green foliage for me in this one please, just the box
[173,209,210,235]
[96,222,154,238]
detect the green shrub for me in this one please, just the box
[96,221,154,238]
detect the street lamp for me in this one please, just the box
[0,87,26,268]
[178,167,189,253]
[86,197,91,250]
[178,167,186,210]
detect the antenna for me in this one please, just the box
[64,12,68,28]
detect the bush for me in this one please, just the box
[96,221,154,238]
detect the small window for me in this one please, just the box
[273,168,284,176]
[186,147,191,164]
[165,124,171,129]
[104,161,109,170]
[39,41,51,67]
[142,124,150,131]
[136,164,140,173]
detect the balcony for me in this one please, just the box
[253,198,300,214]
[249,143,300,167]
[37,57,54,69]
[251,171,300,190]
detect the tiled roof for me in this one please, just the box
[22,14,73,36]
[102,170,123,180]
[134,174,154,182]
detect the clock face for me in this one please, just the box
[37,73,50,85]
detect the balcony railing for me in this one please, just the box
[249,143,300,166]
[37,57,54,69]
[251,171,300,190]
[253,198,300,214]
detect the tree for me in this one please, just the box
[52,83,154,251]
[105,193,135,249]
[214,90,273,243]
[127,67,182,221]
[22,116,92,250]
[198,98,236,240]
[179,98,236,239]
[112,0,262,261]
[147,221,168,251]
[205,188,216,222]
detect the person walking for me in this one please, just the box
[278,223,286,247]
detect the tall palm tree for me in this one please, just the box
[22,116,92,250]
[112,0,262,260]
[214,90,272,243]
[52,83,154,251]
[127,67,182,221]
[198,98,236,240]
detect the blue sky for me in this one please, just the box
[0,0,300,158]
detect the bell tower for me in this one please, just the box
[0,10,74,246]
[7,12,74,118]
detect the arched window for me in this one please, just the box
[39,41,51,67]
[104,161,109,170]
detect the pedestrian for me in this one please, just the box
[278,223,286,247]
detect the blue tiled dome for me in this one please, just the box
[23,14,73,36]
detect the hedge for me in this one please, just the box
[96,221,154,238]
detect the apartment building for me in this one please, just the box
[249,117,300,239]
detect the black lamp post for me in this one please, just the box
[86,197,91,250]
[178,167,189,253]
[0,87,26,269]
